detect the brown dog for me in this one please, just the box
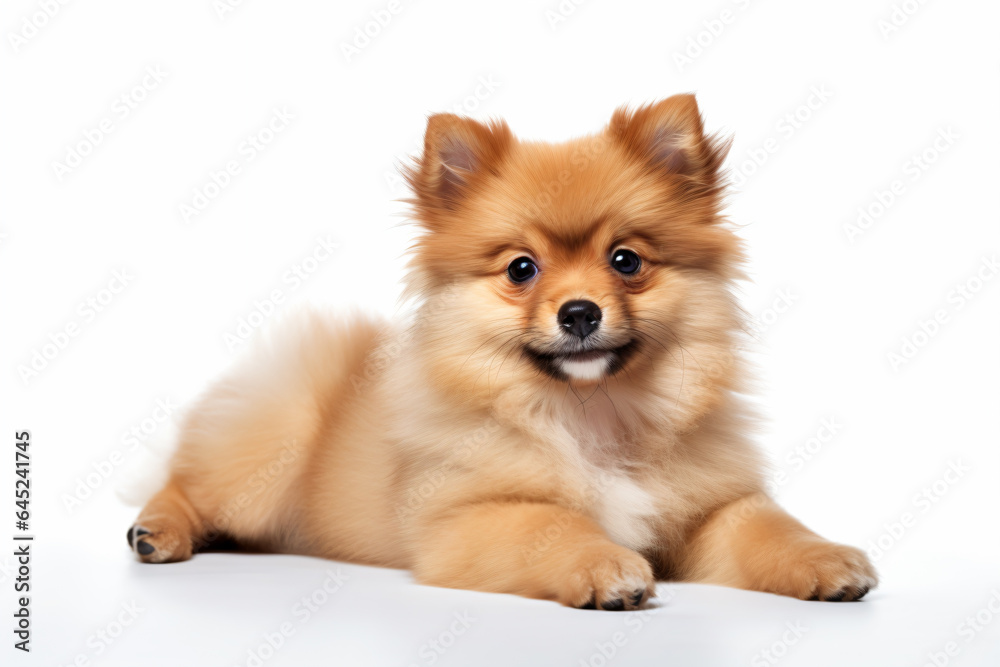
[128,95,877,610]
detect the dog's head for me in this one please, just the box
[404,95,743,409]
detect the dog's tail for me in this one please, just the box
[116,308,386,524]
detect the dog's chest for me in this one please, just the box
[558,400,660,553]
[587,469,659,552]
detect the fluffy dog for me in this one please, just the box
[128,95,877,610]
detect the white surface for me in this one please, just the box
[2,0,999,665]
[23,523,1000,666]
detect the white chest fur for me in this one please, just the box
[550,393,660,553]
[587,467,659,553]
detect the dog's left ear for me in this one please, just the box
[408,114,512,215]
[608,94,727,182]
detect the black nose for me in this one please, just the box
[558,300,602,339]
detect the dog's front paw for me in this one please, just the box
[560,543,655,610]
[787,541,878,601]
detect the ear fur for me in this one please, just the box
[608,94,728,183]
[406,114,513,215]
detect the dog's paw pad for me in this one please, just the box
[126,525,150,548]
[600,598,625,611]
[821,583,870,602]
[127,521,192,563]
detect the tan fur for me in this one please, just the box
[129,95,877,609]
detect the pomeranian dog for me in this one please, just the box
[129,94,877,610]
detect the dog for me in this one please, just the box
[128,94,877,610]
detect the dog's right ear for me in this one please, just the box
[406,114,512,217]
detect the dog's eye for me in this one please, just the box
[611,249,641,275]
[507,257,538,283]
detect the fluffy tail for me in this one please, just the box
[120,308,386,547]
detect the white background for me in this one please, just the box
[2,1,999,665]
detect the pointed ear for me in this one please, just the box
[409,114,512,211]
[608,94,726,181]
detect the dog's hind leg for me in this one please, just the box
[127,478,202,563]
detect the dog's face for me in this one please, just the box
[405,95,742,400]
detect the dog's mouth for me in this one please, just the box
[558,349,612,363]
[523,340,638,382]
